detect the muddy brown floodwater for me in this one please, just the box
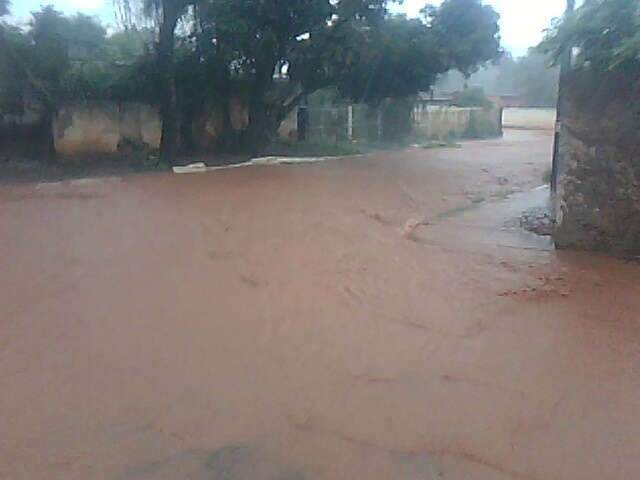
[2,130,640,480]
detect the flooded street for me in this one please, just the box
[2,130,640,480]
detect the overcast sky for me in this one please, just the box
[11,0,566,57]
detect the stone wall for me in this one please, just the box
[553,71,640,255]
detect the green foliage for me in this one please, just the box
[184,0,392,149]
[66,14,107,57]
[2,0,504,156]
[335,15,446,104]
[0,6,158,110]
[464,110,500,139]
[0,7,113,105]
[106,28,154,63]
[0,25,30,114]
[264,139,363,158]
[426,0,502,79]
[540,0,640,73]
[501,51,559,107]
[334,2,501,105]
[436,49,560,107]
[380,97,415,140]
[29,6,71,103]
[452,87,492,108]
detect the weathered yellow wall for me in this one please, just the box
[278,110,298,139]
[502,107,557,130]
[413,106,501,140]
[54,103,161,156]
[52,102,507,156]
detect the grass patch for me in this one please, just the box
[265,134,467,158]
[264,139,363,158]
[420,140,463,149]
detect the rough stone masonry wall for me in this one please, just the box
[554,70,640,255]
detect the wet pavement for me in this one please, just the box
[2,130,640,480]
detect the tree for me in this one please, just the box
[186,0,500,152]
[512,50,559,107]
[27,6,71,160]
[426,0,502,81]
[333,15,447,104]
[106,28,155,64]
[0,26,30,116]
[452,86,492,108]
[26,8,115,159]
[191,0,388,151]
[107,0,502,155]
[0,7,116,160]
[156,0,191,163]
[117,0,193,164]
[433,50,559,108]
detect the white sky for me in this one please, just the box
[12,0,567,56]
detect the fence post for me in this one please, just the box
[347,105,354,141]
[376,106,383,142]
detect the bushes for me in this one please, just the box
[465,108,501,139]
[452,87,493,109]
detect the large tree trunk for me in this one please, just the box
[245,100,274,154]
[214,97,239,152]
[242,56,282,154]
[41,105,57,164]
[158,1,180,165]
[243,94,309,154]
[179,105,196,155]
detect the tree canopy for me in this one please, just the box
[333,15,447,104]
[426,0,502,79]
[2,0,503,158]
[540,0,640,73]
[434,49,560,108]
[1,7,149,106]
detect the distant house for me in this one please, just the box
[487,94,527,108]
